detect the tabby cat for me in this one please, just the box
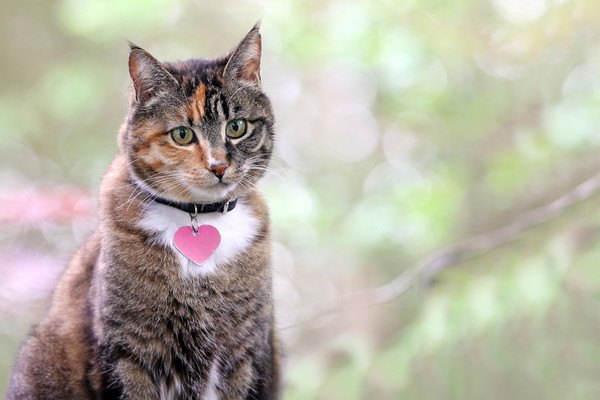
[7,25,280,399]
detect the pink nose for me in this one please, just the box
[209,163,229,178]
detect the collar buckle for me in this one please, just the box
[222,199,231,215]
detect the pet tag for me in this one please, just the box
[173,225,221,265]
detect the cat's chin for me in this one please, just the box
[186,183,237,204]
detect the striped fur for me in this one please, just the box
[8,25,280,399]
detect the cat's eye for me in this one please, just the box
[170,126,195,145]
[225,119,247,139]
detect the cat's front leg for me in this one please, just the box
[215,359,255,400]
[110,357,158,400]
[216,355,279,400]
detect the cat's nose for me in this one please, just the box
[208,162,229,179]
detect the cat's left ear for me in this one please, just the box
[224,24,262,85]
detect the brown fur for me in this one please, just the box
[188,83,207,123]
[8,25,280,399]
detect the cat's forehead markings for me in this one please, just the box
[187,82,206,125]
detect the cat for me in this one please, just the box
[7,25,280,400]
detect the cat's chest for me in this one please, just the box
[138,200,259,277]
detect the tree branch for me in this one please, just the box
[285,172,600,329]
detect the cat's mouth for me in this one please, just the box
[208,181,232,190]
[187,180,237,203]
[206,174,236,187]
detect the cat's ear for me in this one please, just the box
[224,24,262,85]
[128,44,179,103]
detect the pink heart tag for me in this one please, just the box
[173,225,221,265]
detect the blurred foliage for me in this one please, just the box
[2,0,600,398]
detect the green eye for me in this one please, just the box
[225,119,247,139]
[170,126,195,145]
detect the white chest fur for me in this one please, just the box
[157,361,221,400]
[139,200,259,278]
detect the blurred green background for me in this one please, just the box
[2,0,600,398]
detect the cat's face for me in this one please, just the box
[122,27,274,204]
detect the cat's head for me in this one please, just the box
[122,25,274,204]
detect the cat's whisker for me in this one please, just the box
[117,184,144,211]
[115,170,174,211]
[267,159,287,169]
[138,180,189,212]
[122,155,145,169]
[246,163,286,181]
[248,165,283,175]
[134,180,187,224]
[140,175,185,200]
[118,173,177,213]
[235,179,262,194]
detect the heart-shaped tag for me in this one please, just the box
[173,225,221,265]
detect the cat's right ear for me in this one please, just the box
[128,44,178,103]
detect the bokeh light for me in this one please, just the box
[3,0,600,398]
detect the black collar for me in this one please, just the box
[153,197,237,214]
